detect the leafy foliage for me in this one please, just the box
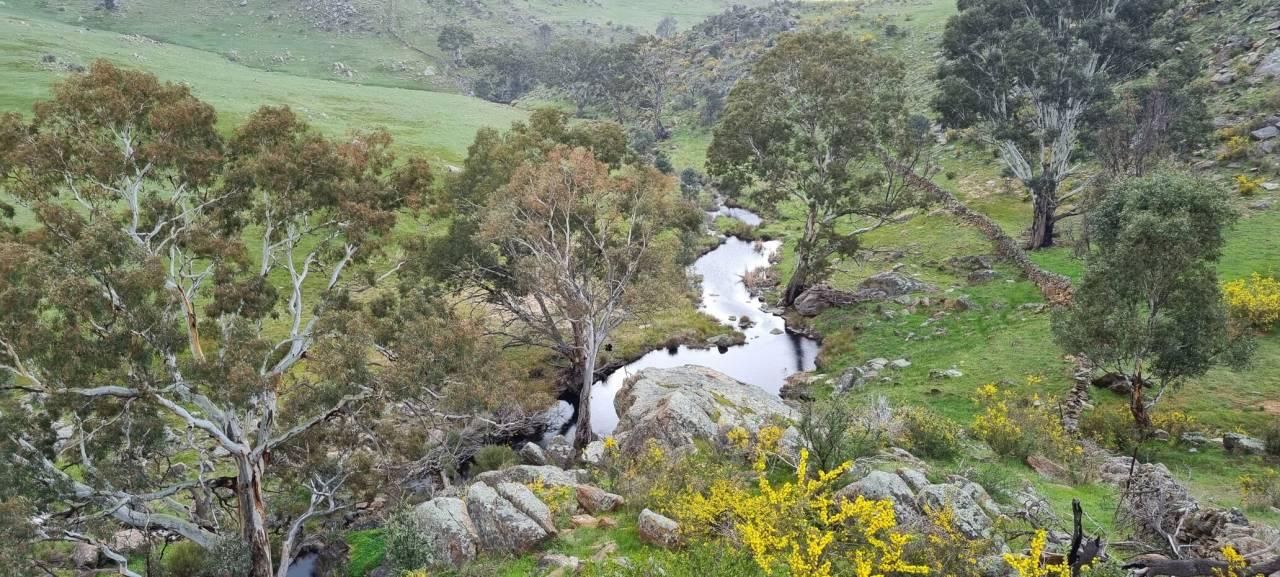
[1053,172,1249,427]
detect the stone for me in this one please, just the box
[576,485,625,514]
[110,529,147,554]
[1261,182,1279,191]
[592,541,620,561]
[495,482,557,534]
[948,296,977,311]
[612,366,799,455]
[836,471,921,524]
[1212,69,1236,85]
[897,468,931,493]
[1248,200,1273,211]
[1255,49,1280,79]
[545,435,575,467]
[1251,125,1279,140]
[637,509,680,549]
[944,255,994,272]
[916,484,994,539]
[793,285,863,316]
[860,271,928,297]
[1223,432,1266,455]
[967,269,1001,284]
[1025,454,1070,482]
[465,483,551,554]
[1179,431,1210,446]
[539,553,581,574]
[890,358,911,369]
[72,542,98,568]
[571,514,600,528]
[833,367,865,394]
[930,368,964,379]
[413,497,479,569]
[706,333,743,348]
[581,440,606,466]
[519,442,548,466]
[475,465,588,489]
[867,358,889,370]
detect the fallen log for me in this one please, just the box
[880,153,1074,305]
[1123,555,1280,577]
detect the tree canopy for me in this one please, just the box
[708,30,927,306]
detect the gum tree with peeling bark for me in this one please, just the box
[0,62,432,577]
[933,0,1175,249]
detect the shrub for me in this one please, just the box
[383,507,433,574]
[202,538,252,577]
[1080,403,1141,454]
[1239,469,1280,509]
[1223,273,1280,331]
[583,543,764,577]
[1234,174,1265,196]
[670,449,929,577]
[163,541,207,577]
[912,505,995,577]
[970,382,1075,462]
[1263,423,1280,457]
[1150,410,1198,447]
[1218,136,1250,161]
[470,444,517,474]
[897,406,963,460]
[798,401,888,472]
[1005,530,1070,577]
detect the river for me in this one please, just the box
[549,204,821,436]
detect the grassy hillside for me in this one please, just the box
[2,0,771,91]
[0,10,526,162]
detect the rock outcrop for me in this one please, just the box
[613,365,799,454]
[466,483,553,554]
[637,509,681,548]
[413,497,479,568]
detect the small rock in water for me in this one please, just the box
[769,328,784,335]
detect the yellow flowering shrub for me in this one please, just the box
[527,478,575,525]
[402,571,430,577]
[1234,175,1265,196]
[971,383,1076,464]
[1218,136,1250,161]
[1239,469,1280,509]
[1223,273,1280,331]
[1005,530,1070,577]
[897,407,963,460]
[1211,546,1252,577]
[1150,411,1198,446]
[671,449,928,577]
[912,505,991,577]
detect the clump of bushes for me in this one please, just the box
[1234,174,1265,196]
[897,406,963,460]
[1223,273,1280,331]
[470,444,518,474]
[1080,403,1142,454]
[970,382,1073,461]
[383,507,433,574]
[1240,469,1280,509]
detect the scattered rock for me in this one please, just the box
[72,542,98,568]
[571,514,601,529]
[967,269,1001,284]
[576,485,625,514]
[1252,125,1279,141]
[890,358,911,369]
[706,333,744,348]
[944,255,995,272]
[637,509,681,549]
[1248,200,1273,211]
[465,483,552,554]
[897,468,931,493]
[544,435,575,467]
[1025,455,1070,482]
[836,471,922,524]
[929,368,964,379]
[110,529,147,554]
[520,442,549,466]
[581,440,606,466]
[413,497,479,569]
[613,366,799,455]
[1255,48,1280,79]
[860,271,929,298]
[916,483,994,539]
[539,553,581,576]
[1223,433,1266,455]
[475,465,588,489]
[495,482,557,535]
[793,285,863,316]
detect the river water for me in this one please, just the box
[549,205,820,436]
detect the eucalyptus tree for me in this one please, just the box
[708,31,928,306]
[934,0,1175,248]
[0,61,436,577]
[1053,172,1250,429]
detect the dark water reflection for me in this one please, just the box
[554,207,820,437]
[285,553,316,577]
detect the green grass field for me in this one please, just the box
[0,10,526,163]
